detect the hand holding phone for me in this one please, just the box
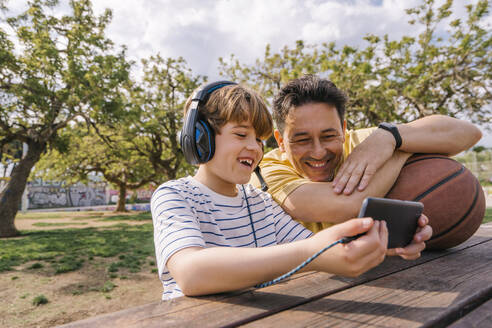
[354,197,424,248]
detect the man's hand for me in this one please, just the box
[387,214,432,260]
[333,129,397,195]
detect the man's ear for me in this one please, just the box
[274,130,285,152]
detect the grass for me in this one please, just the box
[16,211,106,220]
[98,212,152,222]
[0,214,155,277]
[484,208,492,224]
[32,294,49,306]
[32,222,89,227]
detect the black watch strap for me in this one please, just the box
[378,122,402,149]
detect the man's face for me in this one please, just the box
[275,102,346,182]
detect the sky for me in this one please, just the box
[2,0,492,145]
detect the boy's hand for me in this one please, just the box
[387,214,432,260]
[308,218,387,277]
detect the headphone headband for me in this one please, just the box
[180,81,237,165]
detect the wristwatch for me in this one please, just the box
[378,122,402,149]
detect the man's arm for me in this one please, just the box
[281,151,411,223]
[167,218,387,296]
[333,115,482,195]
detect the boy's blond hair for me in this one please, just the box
[184,84,273,140]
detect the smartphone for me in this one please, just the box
[358,197,424,248]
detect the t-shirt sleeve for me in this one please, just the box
[151,185,205,278]
[257,153,312,206]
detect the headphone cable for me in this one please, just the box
[255,236,355,289]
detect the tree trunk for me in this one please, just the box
[115,183,127,212]
[0,141,46,237]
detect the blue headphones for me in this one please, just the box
[179,81,237,165]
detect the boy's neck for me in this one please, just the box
[194,168,238,197]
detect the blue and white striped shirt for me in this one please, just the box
[151,176,312,300]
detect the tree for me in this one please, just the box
[35,124,155,212]
[35,55,205,211]
[218,0,491,129]
[0,0,130,236]
[126,55,205,180]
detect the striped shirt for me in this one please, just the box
[151,176,313,300]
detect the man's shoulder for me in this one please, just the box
[263,148,287,162]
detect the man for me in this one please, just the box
[251,74,481,256]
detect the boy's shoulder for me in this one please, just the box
[151,176,199,200]
[241,183,274,202]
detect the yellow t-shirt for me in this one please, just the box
[250,127,376,232]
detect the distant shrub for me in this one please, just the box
[32,295,49,306]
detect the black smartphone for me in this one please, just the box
[358,197,424,248]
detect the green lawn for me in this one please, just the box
[484,208,492,224]
[1,212,155,277]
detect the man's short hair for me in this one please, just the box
[273,75,347,134]
[184,84,273,140]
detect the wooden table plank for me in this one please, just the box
[58,225,492,328]
[243,238,492,328]
[448,298,492,328]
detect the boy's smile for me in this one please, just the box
[194,121,263,196]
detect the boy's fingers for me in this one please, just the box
[336,217,374,238]
[380,220,388,249]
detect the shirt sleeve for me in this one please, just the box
[254,150,312,206]
[151,185,205,278]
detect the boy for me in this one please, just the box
[151,81,389,300]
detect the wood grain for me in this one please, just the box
[243,238,492,328]
[58,225,492,328]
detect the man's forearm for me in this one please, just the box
[397,115,482,156]
[282,151,411,223]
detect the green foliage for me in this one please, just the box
[28,262,44,269]
[126,55,204,180]
[484,208,492,224]
[218,0,491,129]
[0,0,131,233]
[54,255,84,274]
[32,222,88,227]
[101,280,116,293]
[0,218,155,274]
[98,212,151,222]
[32,294,49,306]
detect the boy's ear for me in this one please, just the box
[274,130,285,152]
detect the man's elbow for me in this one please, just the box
[470,127,483,147]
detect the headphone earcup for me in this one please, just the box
[194,119,215,163]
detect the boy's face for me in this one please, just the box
[196,120,264,196]
[274,102,346,182]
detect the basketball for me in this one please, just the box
[385,153,486,250]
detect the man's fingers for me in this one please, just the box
[357,166,377,191]
[418,214,429,227]
[343,165,366,195]
[333,163,354,193]
[414,225,432,243]
[396,242,426,258]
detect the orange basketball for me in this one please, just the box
[385,153,486,250]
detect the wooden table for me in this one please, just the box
[59,224,492,328]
